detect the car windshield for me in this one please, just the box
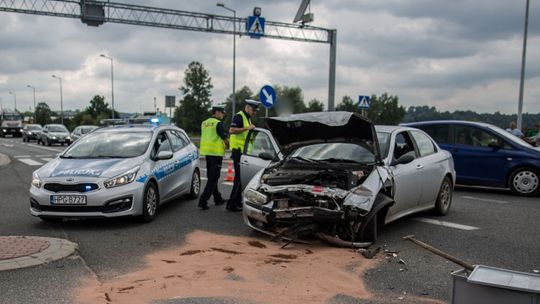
[28,125,42,131]
[376,132,391,158]
[81,126,98,134]
[48,126,68,132]
[289,142,375,164]
[3,115,21,121]
[62,131,152,158]
[488,125,535,148]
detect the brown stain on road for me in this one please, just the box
[74,230,438,304]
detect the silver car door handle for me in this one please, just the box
[416,164,424,170]
[241,160,249,164]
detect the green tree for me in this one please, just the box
[335,96,359,112]
[35,102,52,125]
[367,93,406,125]
[223,86,255,128]
[174,61,214,134]
[306,98,324,112]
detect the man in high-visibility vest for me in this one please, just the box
[226,99,259,211]
[198,106,228,210]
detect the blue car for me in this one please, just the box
[404,120,540,197]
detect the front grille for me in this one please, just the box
[44,183,99,193]
[30,196,133,213]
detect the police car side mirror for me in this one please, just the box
[156,151,173,160]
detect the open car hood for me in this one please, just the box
[265,112,381,162]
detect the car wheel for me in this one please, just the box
[140,182,158,222]
[47,139,51,146]
[434,176,453,216]
[509,167,540,197]
[357,212,378,243]
[188,169,201,199]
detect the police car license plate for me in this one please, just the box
[50,195,87,205]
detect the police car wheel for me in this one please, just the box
[189,169,201,199]
[140,182,158,222]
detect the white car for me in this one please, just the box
[30,124,200,222]
[240,112,456,246]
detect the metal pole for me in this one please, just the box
[232,9,236,117]
[9,92,17,112]
[111,57,115,119]
[328,29,337,111]
[60,78,64,125]
[27,85,36,123]
[517,0,529,130]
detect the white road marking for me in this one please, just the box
[201,177,208,181]
[14,155,31,158]
[461,195,511,204]
[35,155,53,158]
[18,159,43,166]
[414,218,480,231]
[40,158,54,162]
[223,182,233,186]
[2,143,14,147]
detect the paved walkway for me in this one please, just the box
[0,236,78,271]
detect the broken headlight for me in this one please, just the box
[244,189,268,205]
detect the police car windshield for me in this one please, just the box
[62,132,152,159]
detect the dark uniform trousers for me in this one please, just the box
[227,149,243,208]
[198,155,224,206]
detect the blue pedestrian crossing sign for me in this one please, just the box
[246,16,265,38]
[259,85,276,109]
[358,95,371,109]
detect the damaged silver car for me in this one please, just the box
[240,112,456,247]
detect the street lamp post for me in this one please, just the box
[517,0,530,130]
[100,54,115,119]
[27,85,36,123]
[217,2,237,117]
[8,91,17,112]
[51,75,64,125]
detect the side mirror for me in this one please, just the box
[488,141,503,149]
[259,152,276,161]
[391,153,415,166]
[156,151,173,160]
[42,130,48,133]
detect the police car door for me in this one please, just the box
[150,131,175,202]
[240,128,282,188]
[166,130,193,195]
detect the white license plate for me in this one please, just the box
[50,195,87,205]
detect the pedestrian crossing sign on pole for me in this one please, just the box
[358,95,371,109]
[246,16,265,38]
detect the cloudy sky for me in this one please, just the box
[0,0,539,115]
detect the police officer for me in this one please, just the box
[198,106,228,210]
[227,99,259,211]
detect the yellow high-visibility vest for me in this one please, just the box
[199,117,225,156]
[229,111,251,152]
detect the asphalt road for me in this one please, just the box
[0,136,539,304]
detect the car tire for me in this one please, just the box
[357,212,378,243]
[47,139,51,146]
[509,167,540,197]
[434,176,453,216]
[188,169,201,199]
[23,137,27,142]
[140,182,158,222]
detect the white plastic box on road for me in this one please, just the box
[452,265,540,304]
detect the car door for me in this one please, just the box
[450,125,512,187]
[150,131,176,201]
[386,131,423,217]
[240,128,282,188]
[409,130,445,205]
[166,130,193,195]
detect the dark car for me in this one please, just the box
[38,124,71,146]
[404,120,540,196]
[22,124,43,142]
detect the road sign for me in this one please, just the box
[259,85,276,109]
[165,96,175,107]
[246,16,265,38]
[358,95,370,109]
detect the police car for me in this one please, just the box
[30,124,200,222]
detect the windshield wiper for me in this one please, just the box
[318,158,363,164]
